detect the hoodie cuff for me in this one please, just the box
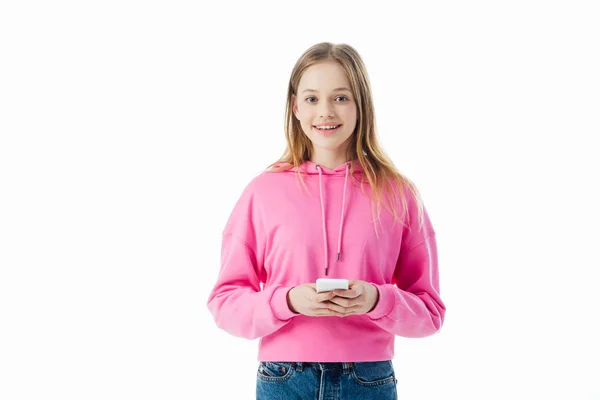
[270,286,300,321]
[366,284,395,320]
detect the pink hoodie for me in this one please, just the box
[207,159,445,362]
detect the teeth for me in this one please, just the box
[315,125,339,129]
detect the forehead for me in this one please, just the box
[298,61,350,91]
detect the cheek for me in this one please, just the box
[344,108,358,122]
[296,110,311,125]
[301,116,316,131]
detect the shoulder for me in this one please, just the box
[382,172,426,228]
[236,168,291,200]
[386,172,422,205]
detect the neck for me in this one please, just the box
[310,147,352,170]
[310,155,350,170]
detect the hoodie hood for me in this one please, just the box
[275,159,364,176]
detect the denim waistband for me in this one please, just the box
[293,362,354,373]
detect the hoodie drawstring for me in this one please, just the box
[316,162,350,276]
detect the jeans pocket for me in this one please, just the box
[257,361,295,382]
[350,360,396,387]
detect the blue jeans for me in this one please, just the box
[256,360,398,399]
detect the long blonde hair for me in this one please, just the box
[266,42,424,234]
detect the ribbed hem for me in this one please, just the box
[270,286,300,321]
[366,284,395,320]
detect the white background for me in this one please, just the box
[1,1,599,399]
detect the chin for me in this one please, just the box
[313,139,350,152]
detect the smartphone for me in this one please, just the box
[316,278,349,293]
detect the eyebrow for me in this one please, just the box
[302,87,351,93]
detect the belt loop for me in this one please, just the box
[343,362,353,374]
[295,362,303,372]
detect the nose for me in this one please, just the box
[319,100,335,118]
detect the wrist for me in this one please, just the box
[368,284,379,312]
[287,287,298,314]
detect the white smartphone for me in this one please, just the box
[316,278,349,293]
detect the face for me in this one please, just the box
[293,60,358,160]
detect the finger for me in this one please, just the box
[330,296,361,308]
[347,280,361,290]
[333,289,360,299]
[342,304,364,315]
[315,290,336,303]
[324,301,347,314]
[313,297,342,309]
[314,308,345,317]
[348,281,364,291]
[313,301,333,310]
[327,297,348,307]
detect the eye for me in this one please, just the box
[305,96,349,103]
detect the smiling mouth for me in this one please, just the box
[313,124,342,134]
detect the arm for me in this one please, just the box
[366,187,446,338]
[206,180,299,340]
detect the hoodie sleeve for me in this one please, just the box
[366,185,446,338]
[206,178,299,340]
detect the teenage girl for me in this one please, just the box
[207,42,446,400]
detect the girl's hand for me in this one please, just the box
[328,280,380,316]
[287,284,347,317]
